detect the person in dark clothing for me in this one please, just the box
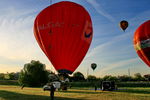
[50,84,55,100]
[95,85,97,91]
[21,84,25,89]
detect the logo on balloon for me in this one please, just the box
[38,22,64,30]
[133,20,150,67]
[84,32,92,38]
[134,38,150,51]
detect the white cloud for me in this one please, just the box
[86,0,115,22]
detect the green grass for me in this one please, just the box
[0,80,18,86]
[0,85,150,100]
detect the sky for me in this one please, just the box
[0,0,150,77]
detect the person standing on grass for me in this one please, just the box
[50,83,56,100]
[21,84,25,89]
[95,85,97,91]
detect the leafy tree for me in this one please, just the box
[134,73,142,78]
[72,72,85,81]
[14,72,20,80]
[134,73,145,81]
[87,75,96,81]
[144,74,150,81]
[0,73,5,80]
[118,75,132,82]
[19,60,48,87]
[103,75,118,82]
[8,73,15,80]
[4,73,10,80]
[103,75,111,81]
[108,76,118,82]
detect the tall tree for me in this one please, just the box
[118,75,132,82]
[19,60,48,87]
[134,73,145,81]
[73,72,85,81]
[87,75,96,81]
[0,73,5,80]
[144,74,150,81]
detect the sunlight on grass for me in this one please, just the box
[0,85,150,100]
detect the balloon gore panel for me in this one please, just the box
[133,20,150,67]
[34,1,93,74]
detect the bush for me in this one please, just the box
[72,72,85,82]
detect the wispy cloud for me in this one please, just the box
[129,10,150,30]
[80,29,136,76]
[86,0,115,22]
[98,57,139,75]
[0,7,53,72]
[86,30,132,59]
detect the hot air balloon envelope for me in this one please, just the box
[133,20,150,67]
[34,1,93,74]
[91,63,97,71]
[120,20,128,31]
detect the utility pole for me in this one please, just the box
[128,68,130,76]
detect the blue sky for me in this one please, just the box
[0,0,150,77]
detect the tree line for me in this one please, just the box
[71,72,150,82]
[0,60,150,87]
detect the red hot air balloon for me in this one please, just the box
[34,1,93,74]
[133,20,150,67]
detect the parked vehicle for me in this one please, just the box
[101,81,117,91]
[43,81,61,91]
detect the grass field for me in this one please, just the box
[0,85,150,100]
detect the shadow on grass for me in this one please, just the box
[0,90,82,100]
[58,90,109,94]
[116,88,150,94]
[58,88,150,95]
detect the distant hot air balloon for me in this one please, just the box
[133,20,150,67]
[34,1,93,74]
[120,20,128,31]
[91,63,97,71]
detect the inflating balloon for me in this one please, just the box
[91,63,97,71]
[34,1,93,74]
[120,20,128,31]
[133,20,150,67]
